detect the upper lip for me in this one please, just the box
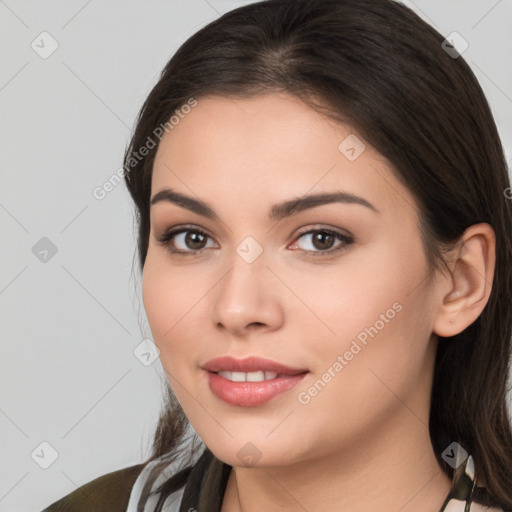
[202,356,308,375]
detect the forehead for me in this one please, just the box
[154,93,353,171]
[151,93,416,219]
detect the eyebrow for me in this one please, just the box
[150,187,380,221]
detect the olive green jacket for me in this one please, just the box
[41,463,145,512]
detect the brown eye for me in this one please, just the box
[157,227,216,254]
[311,232,336,250]
[182,231,208,250]
[291,228,354,256]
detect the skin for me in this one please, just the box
[142,93,495,512]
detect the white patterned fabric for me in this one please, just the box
[126,448,505,512]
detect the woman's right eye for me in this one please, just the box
[157,227,217,255]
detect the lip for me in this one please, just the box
[202,356,309,407]
[202,356,308,375]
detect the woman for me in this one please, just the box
[42,0,512,510]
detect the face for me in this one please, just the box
[142,92,443,468]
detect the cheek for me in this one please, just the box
[282,253,407,346]
[287,241,433,388]
[142,259,172,338]
[292,305,429,446]
[141,256,200,364]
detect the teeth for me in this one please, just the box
[217,370,279,382]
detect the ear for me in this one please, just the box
[433,223,496,337]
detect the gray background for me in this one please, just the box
[1,1,511,511]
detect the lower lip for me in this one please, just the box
[206,371,308,407]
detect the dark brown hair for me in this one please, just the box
[123,0,512,509]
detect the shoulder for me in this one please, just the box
[41,463,146,512]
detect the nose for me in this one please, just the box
[211,251,284,338]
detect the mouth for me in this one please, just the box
[202,356,309,407]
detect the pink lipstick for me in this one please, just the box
[202,356,309,407]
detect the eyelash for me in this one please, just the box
[156,225,354,257]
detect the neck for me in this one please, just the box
[221,411,451,512]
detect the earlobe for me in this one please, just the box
[433,223,496,338]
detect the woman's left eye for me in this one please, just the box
[290,228,353,256]
[156,226,353,256]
